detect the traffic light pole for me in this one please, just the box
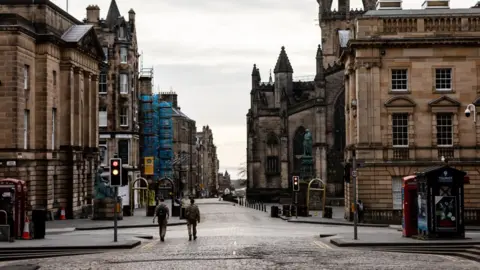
[352,150,358,240]
[294,192,298,219]
[114,186,118,242]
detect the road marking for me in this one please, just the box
[141,241,157,250]
[436,255,458,262]
[313,240,333,250]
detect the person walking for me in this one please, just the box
[153,198,169,241]
[185,198,200,241]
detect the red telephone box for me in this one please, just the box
[402,175,418,237]
[0,179,27,239]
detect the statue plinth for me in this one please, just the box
[92,198,124,220]
[300,155,314,179]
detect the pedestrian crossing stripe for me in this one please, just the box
[313,240,333,250]
[140,241,156,250]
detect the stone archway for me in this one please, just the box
[293,126,306,175]
[327,92,345,197]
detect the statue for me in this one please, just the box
[303,129,313,156]
[94,167,114,199]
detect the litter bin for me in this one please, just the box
[123,205,132,217]
[323,207,333,218]
[270,206,279,218]
[32,209,46,239]
[147,205,156,217]
[172,205,180,217]
[282,205,290,217]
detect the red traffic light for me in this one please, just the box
[112,161,118,167]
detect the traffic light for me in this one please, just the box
[292,176,300,192]
[109,158,122,186]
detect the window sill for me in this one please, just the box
[119,92,129,95]
[120,125,129,127]
[433,89,454,94]
[388,90,410,94]
[99,92,107,95]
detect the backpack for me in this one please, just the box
[157,205,167,220]
[186,205,197,221]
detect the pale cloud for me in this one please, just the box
[52,0,477,177]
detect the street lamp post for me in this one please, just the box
[465,104,476,123]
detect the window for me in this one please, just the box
[436,113,453,146]
[120,74,128,94]
[265,156,279,174]
[52,108,56,150]
[435,68,452,91]
[120,47,127,63]
[99,73,107,94]
[23,65,29,90]
[118,27,125,39]
[392,113,408,147]
[52,70,57,86]
[102,47,108,62]
[391,69,408,91]
[392,176,402,210]
[99,107,107,127]
[120,106,129,126]
[23,110,29,149]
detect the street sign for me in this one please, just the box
[109,158,122,186]
[144,157,154,175]
[352,170,357,178]
[292,176,300,192]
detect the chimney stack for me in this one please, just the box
[86,5,100,23]
[128,9,136,22]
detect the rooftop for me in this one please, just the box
[363,8,480,18]
[61,25,93,42]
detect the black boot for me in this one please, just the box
[193,235,197,240]
[161,237,164,242]
[189,235,192,241]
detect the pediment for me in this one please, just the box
[384,96,416,107]
[78,29,105,61]
[428,96,460,107]
[62,25,105,61]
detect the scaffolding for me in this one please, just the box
[139,68,173,180]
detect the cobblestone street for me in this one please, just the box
[1,199,478,269]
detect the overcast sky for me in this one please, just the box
[53,0,477,178]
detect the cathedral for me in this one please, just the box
[246,0,377,203]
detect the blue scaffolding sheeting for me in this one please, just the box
[141,94,173,180]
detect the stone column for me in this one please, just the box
[355,65,369,144]
[59,63,74,146]
[73,67,82,146]
[90,74,99,148]
[83,71,91,149]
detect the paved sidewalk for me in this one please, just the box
[330,232,480,247]
[46,208,186,232]
[0,233,143,250]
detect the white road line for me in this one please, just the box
[141,241,156,250]
[313,240,333,250]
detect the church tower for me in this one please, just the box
[317,0,376,67]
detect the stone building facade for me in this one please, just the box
[196,126,219,197]
[246,43,346,202]
[160,92,198,197]
[0,0,104,217]
[342,0,480,223]
[85,1,141,186]
[218,171,232,194]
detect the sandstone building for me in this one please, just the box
[0,0,104,217]
[84,1,141,187]
[342,0,480,223]
[160,92,198,197]
[218,171,232,195]
[196,126,219,197]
